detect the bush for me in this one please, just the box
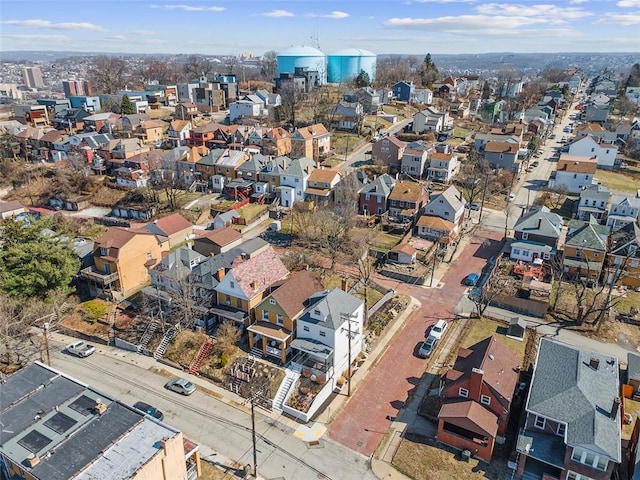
[81,300,107,323]
[219,352,229,367]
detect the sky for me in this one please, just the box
[1,0,639,56]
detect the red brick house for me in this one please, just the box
[388,180,428,224]
[359,173,396,216]
[371,136,406,172]
[437,336,521,463]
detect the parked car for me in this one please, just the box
[462,273,480,286]
[165,378,196,396]
[66,341,96,358]
[508,193,516,202]
[418,336,438,358]
[428,319,448,340]
[549,133,557,139]
[469,202,480,211]
[133,401,164,420]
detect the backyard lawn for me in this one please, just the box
[596,168,640,193]
[460,318,528,361]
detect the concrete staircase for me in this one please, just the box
[272,368,300,412]
[154,327,177,359]
[188,340,213,375]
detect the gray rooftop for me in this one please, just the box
[299,288,363,331]
[360,173,395,196]
[628,352,640,383]
[0,363,182,480]
[564,222,608,251]
[284,157,315,178]
[514,207,563,238]
[526,339,621,462]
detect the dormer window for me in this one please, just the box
[99,247,107,256]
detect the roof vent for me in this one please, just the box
[589,357,600,370]
[26,454,40,467]
[488,354,495,361]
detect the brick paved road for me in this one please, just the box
[327,229,504,455]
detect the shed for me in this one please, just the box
[507,317,526,341]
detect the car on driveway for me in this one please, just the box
[428,319,448,340]
[462,273,480,286]
[66,341,96,358]
[133,401,164,420]
[418,336,438,358]
[165,377,196,396]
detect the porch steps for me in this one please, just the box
[249,347,263,359]
[272,368,300,412]
[189,339,213,375]
[137,317,161,354]
[154,327,177,359]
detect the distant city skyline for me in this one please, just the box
[1,0,639,56]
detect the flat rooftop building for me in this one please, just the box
[0,362,200,480]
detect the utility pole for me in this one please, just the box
[43,322,51,366]
[250,396,258,478]
[341,312,358,397]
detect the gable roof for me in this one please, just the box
[143,213,192,238]
[170,119,191,131]
[557,154,598,174]
[565,222,608,251]
[195,226,242,247]
[416,215,455,231]
[300,288,363,331]
[227,245,289,298]
[446,336,520,403]
[266,270,324,319]
[610,221,640,257]
[284,157,315,177]
[526,338,621,461]
[438,400,499,438]
[389,181,425,202]
[308,168,340,184]
[513,207,562,238]
[376,135,406,149]
[484,141,519,154]
[427,185,465,212]
[94,227,157,258]
[360,173,396,196]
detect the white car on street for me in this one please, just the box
[66,341,96,358]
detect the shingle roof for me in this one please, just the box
[565,221,608,251]
[389,181,425,202]
[557,154,598,174]
[266,270,324,319]
[284,157,315,177]
[143,213,192,238]
[438,400,499,438]
[360,173,395,196]
[416,215,454,231]
[484,141,519,154]
[513,207,562,238]
[300,288,363,331]
[526,338,621,462]
[196,226,242,246]
[228,246,289,298]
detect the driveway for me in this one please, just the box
[327,229,504,455]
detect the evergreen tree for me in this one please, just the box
[420,53,439,88]
[120,94,136,115]
[355,69,371,88]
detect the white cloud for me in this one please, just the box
[106,35,127,41]
[307,11,349,19]
[1,34,69,41]
[413,0,477,3]
[262,10,294,17]
[569,0,588,4]
[475,4,592,20]
[150,4,225,12]
[3,19,108,31]
[595,12,640,24]
[386,14,552,31]
[132,30,157,36]
[617,0,640,7]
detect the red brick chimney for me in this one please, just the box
[469,368,484,400]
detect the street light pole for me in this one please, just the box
[250,397,258,478]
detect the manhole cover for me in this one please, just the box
[356,440,363,447]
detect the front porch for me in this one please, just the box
[515,431,565,480]
[247,321,292,364]
[209,305,250,330]
[289,337,334,379]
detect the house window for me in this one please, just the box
[459,387,469,398]
[99,247,107,256]
[557,423,566,437]
[522,232,528,240]
[480,395,491,406]
[230,281,235,288]
[262,310,269,321]
[236,298,242,308]
[269,298,276,305]
[303,325,309,332]
[513,248,521,255]
[571,447,607,471]
[314,309,321,316]
[534,415,546,430]
[319,330,326,337]
[276,314,283,326]
[366,193,370,201]
[225,294,231,305]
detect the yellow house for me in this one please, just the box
[213,245,289,328]
[290,123,330,161]
[81,226,165,300]
[138,119,167,144]
[248,270,324,364]
[562,219,609,280]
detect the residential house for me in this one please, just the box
[188,121,218,147]
[0,363,199,480]
[416,216,456,244]
[548,154,598,194]
[259,155,289,199]
[305,168,341,205]
[510,207,563,262]
[567,135,618,169]
[12,104,49,126]
[135,119,166,145]
[237,153,268,182]
[80,227,164,299]
[100,138,149,161]
[329,101,364,131]
[213,245,289,328]
[400,147,429,178]
[290,123,331,161]
[474,133,520,153]
[83,112,118,133]
[262,127,292,157]
[371,136,407,172]
[481,101,503,123]
[387,243,417,265]
[0,200,26,219]
[483,141,519,171]
[141,212,193,249]
[577,184,610,222]
[52,108,90,132]
[607,192,640,232]
[420,185,466,238]
[437,336,520,463]
[213,149,249,180]
[563,218,610,280]
[412,88,433,105]
[607,222,640,288]
[412,107,452,134]
[290,288,365,392]
[229,95,265,122]
[211,210,240,230]
[279,157,316,208]
[119,114,151,134]
[388,180,428,224]
[392,81,414,102]
[196,148,225,186]
[167,120,193,148]
[576,123,618,144]
[359,173,396,216]
[193,227,243,256]
[248,270,324,364]
[343,87,381,114]
[515,338,620,480]
[427,151,460,183]
[584,101,610,123]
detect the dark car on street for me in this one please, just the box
[133,401,164,421]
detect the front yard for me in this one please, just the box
[596,168,640,193]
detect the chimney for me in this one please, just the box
[217,267,225,281]
[26,454,40,467]
[341,277,348,291]
[94,398,107,415]
[589,357,600,370]
[250,280,259,290]
[469,368,484,399]
[611,397,621,420]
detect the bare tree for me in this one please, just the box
[315,208,351,270]
[260,51,278,81]
[88,56,127,94]
[184,55,213,80]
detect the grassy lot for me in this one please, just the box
[596,168,640,193]
[332,132,362,154]
[322,157,344,167]
[371,232,403,252]
[392,433,506,480]
[354,285,385,310]
[238,203,267,221]
[613,290,640,314]
[461,318,527,360]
